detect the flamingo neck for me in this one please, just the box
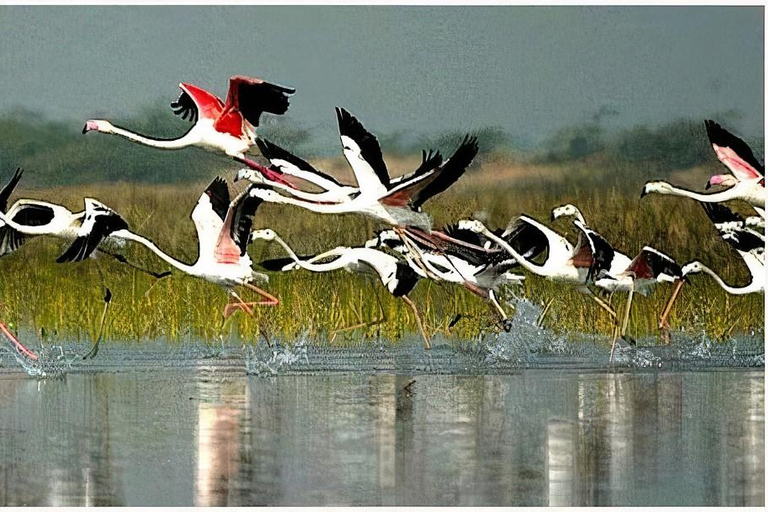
[270,235,349,273]
[108,124,195,150]
[479,226,547,276]
[698,264,758,295]
[658,183,739,203]
[116,231,196,274]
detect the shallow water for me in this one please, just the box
[0,338,764,506]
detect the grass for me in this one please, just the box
[0,153,763,347]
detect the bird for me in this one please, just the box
[247,108,479,231]
[250,228,430,349]
[365,222,543,330]
[641,120,765,212]
[0,184,169,279]
[680,202,764,295]
[57,178,279,323]
[235,138,359,204]
[83,76,296,185]
[0,168,39,362]
[550,203,683,351]
[460,218,684,357]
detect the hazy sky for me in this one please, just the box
[0,6,763,147]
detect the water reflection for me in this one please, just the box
[0,371,762,506]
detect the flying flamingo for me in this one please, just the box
[250,229,430,348]
[460,218,683,358]
[0,168,39,362]
[679,202,764,295]
[57,178,279,325]
[365,222,546,330]
[641,120,765,213]
[248,108,478,231]
[83,76,296,185]
[550,204,684,351]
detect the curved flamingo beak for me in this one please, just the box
[82,120,99,134]
[705,175,724,190]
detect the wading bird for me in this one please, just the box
[641,120,765,212]
[250,228,430,348]
[83,76,295,184]
[248,108,478,231]
[365,223,545,330]
[57,178,279,326]
[680,203,764,295]
[0,168,39,362]
[550,204,684,353]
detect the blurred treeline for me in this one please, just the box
[0,104,761,188]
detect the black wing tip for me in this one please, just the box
[392,263,420,297]
[259,257,298,271]
[700,201,743,224]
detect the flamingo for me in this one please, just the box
[641,120,765,212]
[365,222,546,330]
[57,178,279,325]
[459,218,683,357]
[248,108,478,231]
[83,76,296,185]
[679,202,764,295]
[550,204,684,350]
[250,229,430,348]
[0,186,169,279]
[0,168,39,362]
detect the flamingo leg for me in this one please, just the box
[536,298,555,327]
[225,290,273,348]
[620,287,635,340]
[0,320,38,361]
[96,248,171,280]
[488,289,513,332]
[401,295,430,350]
[234,156,298,190]
[84,288,113,360]
[394,227,440,281]
[658,279,684,345]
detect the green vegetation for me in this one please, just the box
[0,109,762,348]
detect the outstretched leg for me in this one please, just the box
[84,288,113,360]
[658,279,684,345]
[401,295,430,350]
[536,298,555,327]
[96,248,171,280]
[0,320,38,361]
[234,156,298,190]
[488,289,512,332]
[223,286,278,348]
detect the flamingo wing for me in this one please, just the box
[625,247,682,282]
[257,138,344,188]
[381,136,478,209]
[705,120,764,181]
[0,202,56,257]
[227,185,265,256]
[336,107,390,192]
[191,177,229,260]
[390,149,443,186]
[225,76,295,128]
[57,199,128,263]
[0,168,22,213]
[571,222,615,281]
[499,218,549,265]
[174,83,224,123]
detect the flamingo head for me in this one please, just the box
[235,168,262,183]
[249,229,276,243]
[551,203,579,222]
[705,174,738,189]
[681,261,704,277]
[458,219,485,234]
[640,181,674,198]
[83,120,113,134]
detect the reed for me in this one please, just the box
[0,154,762,347]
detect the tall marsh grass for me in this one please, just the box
[0,155,763,347]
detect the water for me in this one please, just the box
[0,340,763,506]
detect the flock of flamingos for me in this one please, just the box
[0,74,764,369]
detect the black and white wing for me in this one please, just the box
[191,177,229,258]
[0,168,22,213]
[227,76,295,127]
[625,247,682,284]
[57,199,129,263]
[0,200,57,257]
[336,107,390,193]
[380,136,478,210]
[228,185,266,256]
[705,120,764,181]
[257,138,344,190]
